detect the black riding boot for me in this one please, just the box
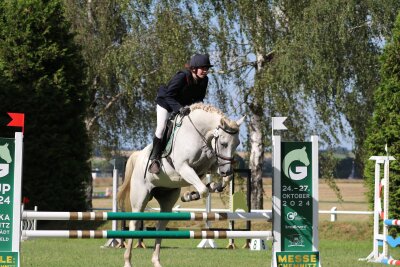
[149,136,162,174]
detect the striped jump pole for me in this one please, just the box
[22,211,272,222]
[22,230,273,240]
[381,259,400,266]
[384,219,400,226]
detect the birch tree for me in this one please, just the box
[200,0,400,208]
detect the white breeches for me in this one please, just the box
[155,105,169,139]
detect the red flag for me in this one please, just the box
[7,112,25,133]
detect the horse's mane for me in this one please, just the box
[190,103,239,132]
[190,103,225,116]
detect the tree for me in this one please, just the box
[0,0,90,211]
[196,0,400,208]
[63,1,400,210]
[62,1,201,151]
[364,13,400,223]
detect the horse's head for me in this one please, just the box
[212,116,244,185]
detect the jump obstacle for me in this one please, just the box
[0,127,320,267]
[22,230,272,240]
[22,211,272,221]
[360,155,400,265]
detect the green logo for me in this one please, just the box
[0,143,12,177]
[282,147,310,180]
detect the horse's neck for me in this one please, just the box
[190,111,221,135]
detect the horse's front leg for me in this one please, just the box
[178,162,208,199]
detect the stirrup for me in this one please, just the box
[148,159,161,174]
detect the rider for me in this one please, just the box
[149,53,214,174]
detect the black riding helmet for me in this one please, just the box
[189,54,214,68]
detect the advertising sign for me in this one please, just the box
[272,136,319,267]
[0,138,15,252]
[281,142,313,251]
[0,134,22,267]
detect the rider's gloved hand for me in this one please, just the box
[179,106,191,116]
[169,111,179,120]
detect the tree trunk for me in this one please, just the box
[84,0,94,211]
[249,99,264,209]
[248,16,267,209]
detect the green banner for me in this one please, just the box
[0,138,14,252]
[281,142,313,251]
[0,252,18,267]
[276,251,319,267]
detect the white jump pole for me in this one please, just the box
[102,162,121,248]
[359,155,395,263]
[197,173,217,248]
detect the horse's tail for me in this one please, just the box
[117,151,139,212]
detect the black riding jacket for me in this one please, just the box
[156,70,208,113]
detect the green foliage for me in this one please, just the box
[0,0,90,211]
[192,1,400,202]
[364,12,400,224]
[63,1,208,152]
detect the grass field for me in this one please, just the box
[21,179,400,267]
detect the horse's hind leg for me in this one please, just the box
[123,220,138,267]
[151,188,181,267]
[123,190,151,267]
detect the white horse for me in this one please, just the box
[117,103,244,267]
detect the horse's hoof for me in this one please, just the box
[152,258,162,267]
[181,191,200,202]
[207,182,224,193]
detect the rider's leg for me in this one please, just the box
[149,105,169,174]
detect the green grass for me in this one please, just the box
[21,238,271,267]
[20,236,400,267]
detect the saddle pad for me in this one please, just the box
[162,117,182,158]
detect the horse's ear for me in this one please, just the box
[220,118,228,128]
[236,116,246,126]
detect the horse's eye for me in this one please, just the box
[220,142,228,148]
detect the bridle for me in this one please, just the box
[187,115,237,171]
[212,126,237,168]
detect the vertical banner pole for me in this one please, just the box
[311,135,319,251]
[272,135,281,267]
[13,132,23,267]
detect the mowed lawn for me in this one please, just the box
[21,179,400,266]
